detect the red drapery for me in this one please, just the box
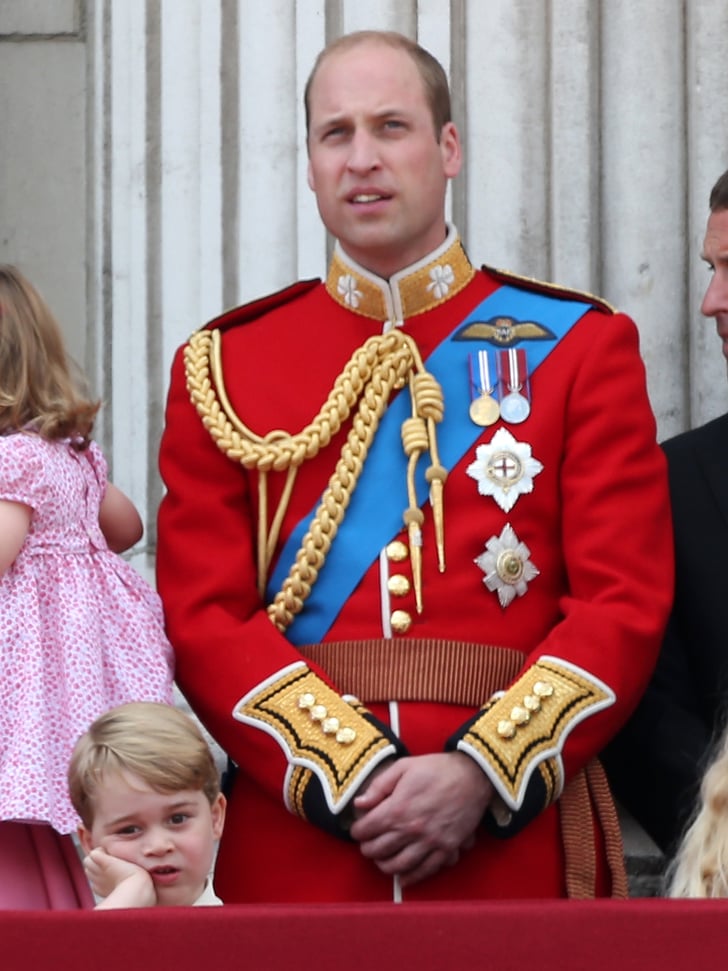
[4,899,725,970]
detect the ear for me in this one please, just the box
[307,158,315,192]
[439,121,462,179]
[77,824,94,856]
[211,793,227,841]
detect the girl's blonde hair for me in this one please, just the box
[68,702,221,829]
[667,727,728,896]
[0,264,99,446]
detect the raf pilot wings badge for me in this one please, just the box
[454,316,555,347]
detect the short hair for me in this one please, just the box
[68,702,221,829]
[0,264,99,445]
[709,169,728,212]
[304,30,452,141]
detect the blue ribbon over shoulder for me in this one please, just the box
[268,284,591,645]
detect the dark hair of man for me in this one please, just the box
[304,30,452,143]
[709,169,728,212]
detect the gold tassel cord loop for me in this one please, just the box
[411,371,447,572]
[401,412,429,614]
[267,340,413,632]
[185,326,446,630]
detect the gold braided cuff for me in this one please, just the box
[455,655,615,811]
[233,662,397,816]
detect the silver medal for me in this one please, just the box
[499,391,530,424]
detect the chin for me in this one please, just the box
[158,888,195,907]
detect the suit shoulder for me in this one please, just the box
[662,412,728,458]
[202,278,321,334]
[481,264,617,315]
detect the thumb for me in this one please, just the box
[354,758,402,808]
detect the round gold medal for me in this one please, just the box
[469,394,500,427]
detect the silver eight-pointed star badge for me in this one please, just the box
[465,427,543,513]
[475,523,539,608]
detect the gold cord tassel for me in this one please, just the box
[411,372,447,572]
[186,327,446,631]
[401,412,428,613]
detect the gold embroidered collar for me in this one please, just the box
[325,226,476,323]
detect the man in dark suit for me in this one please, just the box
[603,167,728,855]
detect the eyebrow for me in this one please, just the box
[104,812,140,829]
[314,106,410,130]
[104,799,198,828]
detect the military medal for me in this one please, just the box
[468,350,500,426]
[474,523,539,608]
[466,427,543,513]
[498,348,531,424]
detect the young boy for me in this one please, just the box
[68,702,226,908]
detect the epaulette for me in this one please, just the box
[203,278,321,333]
[483,264,616,315]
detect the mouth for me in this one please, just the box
[717,326,728,357]
[150,866,181,885]
[348,191,391,205]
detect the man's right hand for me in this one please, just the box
[349,751,493,887]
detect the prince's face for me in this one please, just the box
[306,40,461,279]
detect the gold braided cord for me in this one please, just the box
[187,327,399,471]
[410,371,448,573]
[401,407,427,613]
[184,326,445,631]
[257,470,269,597]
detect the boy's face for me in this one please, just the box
[78,769,226,907]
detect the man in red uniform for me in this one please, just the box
[157,30,673,902]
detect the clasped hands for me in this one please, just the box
[349,751,494,888]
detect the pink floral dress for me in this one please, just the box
[0,433,174,834]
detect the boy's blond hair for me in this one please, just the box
[68,702,220,829]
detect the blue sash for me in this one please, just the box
[268,283,591,645]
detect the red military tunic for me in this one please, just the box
[157,229,673,902]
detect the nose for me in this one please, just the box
[701,270,728,319]
[346,129,380,173]
[142,827,174,857]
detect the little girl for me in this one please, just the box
[0,265,174,909]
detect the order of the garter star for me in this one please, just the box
[475,523,539,608]
[465,427,544,513]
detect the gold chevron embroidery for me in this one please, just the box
[459,657,614,809]
[234,666,394,811]
[288,765,312,820]
[537,756,562,808]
